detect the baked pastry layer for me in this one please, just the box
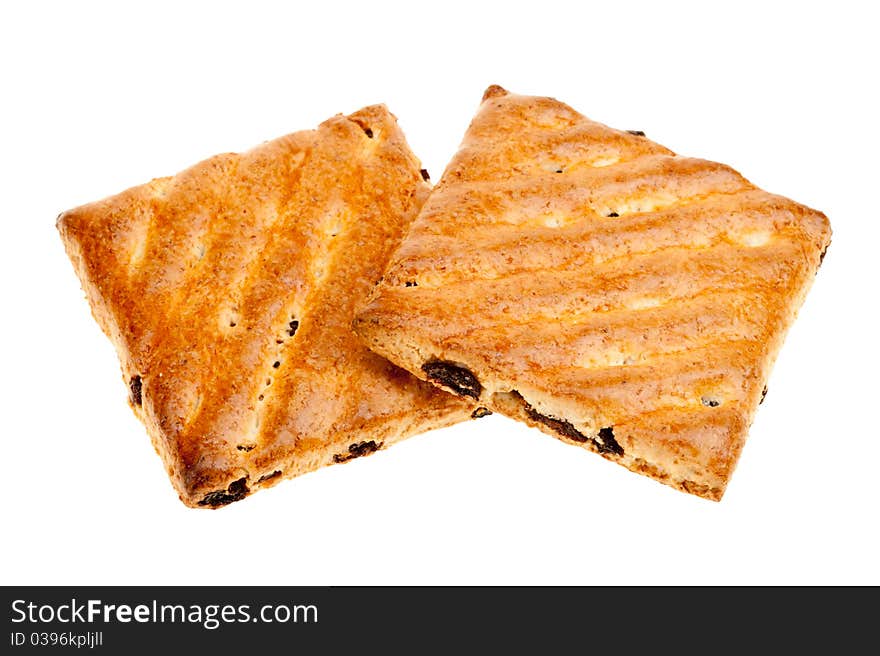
[354,86,831,500]
[59,105,474,507]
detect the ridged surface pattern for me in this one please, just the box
[355,86,831,500]
[59,105,472,507]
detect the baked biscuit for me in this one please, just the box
[59,105,475,508]
[354,86,831,501]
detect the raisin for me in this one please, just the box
[272,361,281,368]
[596,427,624,456]
[129,375,142,406]
[516,391,622,456]
[421,361,482,399]
[405,281,418,287]
[522,401,590,443]
[257,470,282,484]
[288,320,299,336]
[607,212,619,218]
[198,477,249,507]
[236,444,255,452]
[627,130,646,136]
[471,407,492,419]
[333,440,383,463]
[420,168,430,181]
[363,127,373,138]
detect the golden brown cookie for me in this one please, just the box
[58,105,475,508]
[354,86,831,501]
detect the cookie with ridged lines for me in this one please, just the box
[58,104,476,508]
[354,86,831,501]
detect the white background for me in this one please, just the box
[2,1,877,586]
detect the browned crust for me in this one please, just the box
[58,104,473,508]
[354,85,831,501]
